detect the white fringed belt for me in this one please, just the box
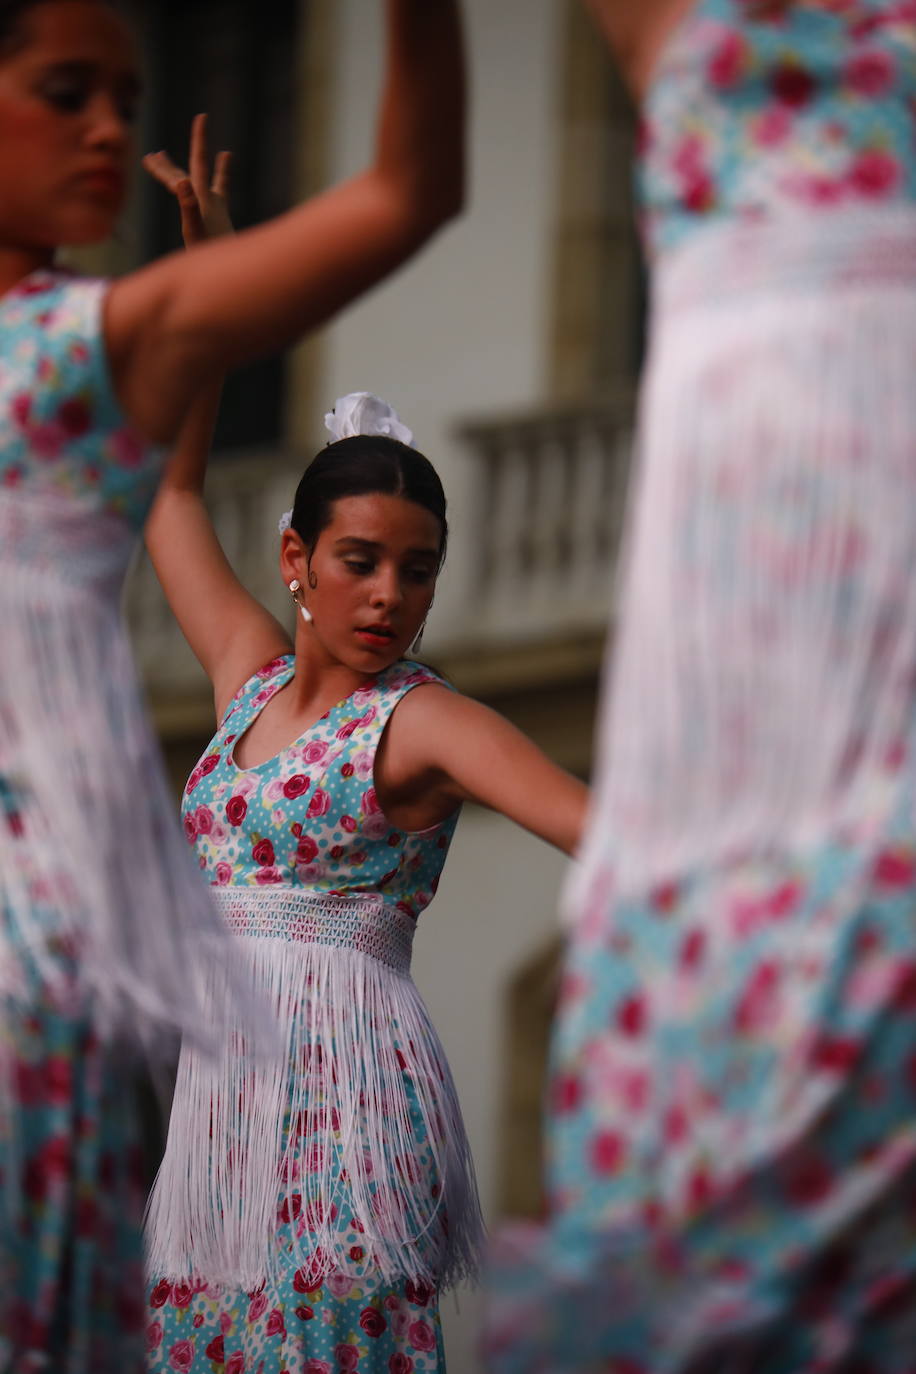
[212,886,415,975]
[144,886,484,1294]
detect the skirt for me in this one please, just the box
[484,207,916,1372]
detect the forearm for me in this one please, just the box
[376,0,466,224]
[108,1,466,444]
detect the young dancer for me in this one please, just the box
[140,129,586,1374]
[486,1,916,1369]
[0,0,464,1368]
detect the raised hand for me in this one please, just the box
[143,112,233,247]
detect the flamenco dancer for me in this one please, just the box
[139,371,588,1368]
[486,0,916,1370]
[0,0,465,1369]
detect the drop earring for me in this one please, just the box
[288,579,312,625]
[409,620,426,655]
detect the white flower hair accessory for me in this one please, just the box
[278,510,293,534]
[324,391,414,447]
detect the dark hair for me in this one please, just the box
[0,0,118,54]
[290,436,449,567]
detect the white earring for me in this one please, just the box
[288,579,312,625]
[409,621,426,655]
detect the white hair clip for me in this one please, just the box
[325,391,414,447]
[278,510,293,534]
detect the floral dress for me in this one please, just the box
[144,655,484,1374]
[486,3,916,1371]
[0,273,254,1372]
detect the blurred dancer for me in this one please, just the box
[486,1,916,1370]
[0,0,464,1369]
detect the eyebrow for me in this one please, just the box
[333,537,439,559]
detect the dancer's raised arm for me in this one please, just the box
[107,0,465,442]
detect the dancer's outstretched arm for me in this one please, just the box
[107,0,465,443]
[145,118,291,705]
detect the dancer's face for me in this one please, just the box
[282,494,442,672]
[0,2,139,253]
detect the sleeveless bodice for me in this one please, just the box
[638,0,916,256]
[182,655,458,918]
[0,271,163,526]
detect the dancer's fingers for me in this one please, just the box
[189,112,211,201]
[142,150,189,194]
[212,150,232,200]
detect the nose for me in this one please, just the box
[370,564,403,611]
[84,92,131,158]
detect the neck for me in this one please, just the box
[0,244,56,297]
[289,636,379,713]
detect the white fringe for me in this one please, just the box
[0,488,271,1056]
[145,887,484,1293]
[571,207,916,908]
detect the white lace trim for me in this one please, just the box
[211,886,415,975]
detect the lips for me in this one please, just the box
[75,167,125,200]
[356,625,396,649]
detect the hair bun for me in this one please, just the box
[324,392,414,448]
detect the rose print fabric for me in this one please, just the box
[485,3,916,1370]
[639,0,916,256]
[145,656,480,1374]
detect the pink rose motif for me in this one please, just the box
[302,740,329,764]
[255,866,284,885]
[204,1335,224,1362]
[215,861,233,886]
[29,422,66,461]
[326,1272,355,1300]
[295,1305,315,1321]
[771,60,816,107]
[297,835,319,864]
[408,1319,437,1354]
[219,1312,232,1334]
[589,1129,626,1176]
[335,1343,360,1371]
[707,29,746,88]
[845,48,895,97]
[283,774,310,799]
[389,1358,414,1374]
[226,1354,246,1374]
[171,1280,194,1309]
[404,1278,433,1307]
[340,815,358,833]
[252,838,275,867]
[201,753,221,776]
[226,795,248,826]
[734,960,781,1034]
[183,813,197,843]
[185,767,203,795]
[10,393,31,427]
[149,1279,171,1309]
[57,397,91,437]
[360,788,381,816]
[43,1055,72,1107]
[363,815,390,841]
[146,1321,164,1352]
[111,428,145,468]
[265,1308,287,1339]
[167,1340,195,1373]
[848,148,900,198]
[194,806,214,836]
[248,1290,269,1323]
[306,788,331,819]
[750,105,792,148]
[306,1363,332,1374]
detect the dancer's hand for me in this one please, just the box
[143,113,233,246]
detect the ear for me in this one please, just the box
[279,529,308,584]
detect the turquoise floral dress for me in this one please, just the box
[0,272,247,1371]
[486,3,916,1371]
[145,655,483,1374]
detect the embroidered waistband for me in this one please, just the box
[210,886,415,975]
